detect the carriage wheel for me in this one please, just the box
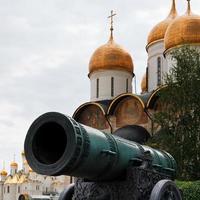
[149,180,182,200]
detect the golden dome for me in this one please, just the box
[89,37,134,76]
[147,0,177,48]
[23,160,28,164]
[29,168,33,173]
[0,169,8,176]
[141,73,147,93]
[10,162,18,167]
[164,0,200,52]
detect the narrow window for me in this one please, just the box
[18,186,20,193]
[7,186,9,193]
[126,79,129,93]
[146,67,149,91]
[111,77,114,97]
[96,78,99,98]
[157,57,161,86]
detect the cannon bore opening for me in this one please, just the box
[32,122,67,165]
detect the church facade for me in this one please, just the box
[73,0,200,135]
[0,152,71,200]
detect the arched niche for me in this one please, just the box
[73,103,110,130]
[146,86,166,111]
[107,94,148,129]
[146,86,167,134]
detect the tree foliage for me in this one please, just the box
[152,46,200,180]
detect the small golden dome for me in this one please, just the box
[23,160,28,164]
[29,168,33,173]
[141,73,147,93]
[164,0,200,52]
[10,162,18,167]
[147,0,177,48]
[89,37,134,76]
[0,170,8,176]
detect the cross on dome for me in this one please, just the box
[186,0,192,15]
[108,10,117,40]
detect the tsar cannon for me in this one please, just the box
[24,112,182,200]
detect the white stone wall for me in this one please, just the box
[53,176,71,194]
[165,51,176,74]
[24,182,42,196]
[3,184,16,200]
[147,40,168,92]
[0,182,3,200]
[165,46,200,71]
[90,70,133,101]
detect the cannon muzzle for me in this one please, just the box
[24,112,176,181]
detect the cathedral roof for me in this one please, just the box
[18,174,28,184]
[164,0,200,52]
[10,161,18,167]
[0,169,8,176]
[147,0,178,48]
[4,174,19,184]
[89,36,134,76]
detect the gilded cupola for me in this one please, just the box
[164,0,200,52]
[10,161,18,167]
[0,169,8,177]
[147,0,178,48]
[89,11,134,76]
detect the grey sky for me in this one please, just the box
[0,0,199,171]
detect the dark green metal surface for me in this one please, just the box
[24,112,176,181]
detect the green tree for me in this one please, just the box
[152,46,200,180]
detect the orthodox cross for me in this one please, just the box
[108,10,117,39]
[187,0,191,14]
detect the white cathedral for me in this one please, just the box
[73,0,200,134]
[0,152,71,200]
[0,0,199,199]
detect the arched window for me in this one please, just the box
[111,77,114,97]
[96,78,99,98]
[157,57,161,86]
[36,185,40,190]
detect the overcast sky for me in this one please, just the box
[0,0,200,171]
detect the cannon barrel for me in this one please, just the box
[24,112,176,181]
